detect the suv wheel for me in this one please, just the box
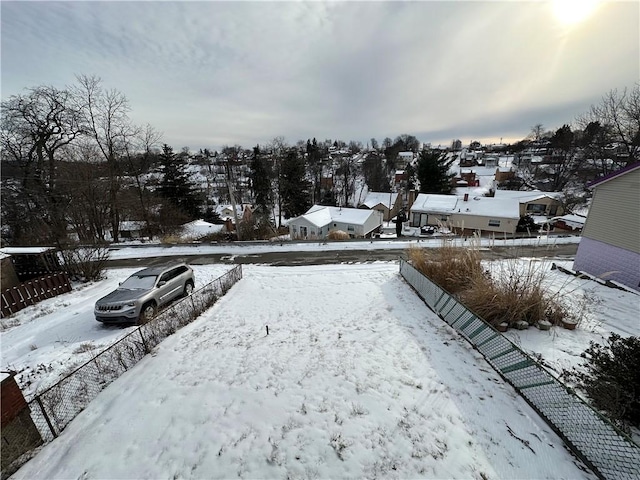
[139,302,156,325]
[183,281,194,297]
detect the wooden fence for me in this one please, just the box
[1,273,72,318]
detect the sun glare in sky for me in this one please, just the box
[552,0,601,25]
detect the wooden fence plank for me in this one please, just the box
[1,274,72,319]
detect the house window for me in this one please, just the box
[526,203,546,214]
[347,225,355,232]
[488,219,501,227]
[440,215,448,222]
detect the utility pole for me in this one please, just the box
[225,153,242,241]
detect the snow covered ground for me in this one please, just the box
[12,263,597,479]
[4,237,638,479]
[1,265,232,399]
[500,258,640,376]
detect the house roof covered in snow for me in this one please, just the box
[410,194,458,214]
[297,205,379,228]
[551,214,587,228]
[0,246,57,255]
[493,189,562,203]
[361,192,398,209]
[411,194,520,219]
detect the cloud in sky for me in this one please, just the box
[1,1,638,151]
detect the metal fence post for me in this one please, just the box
[34,396,57,439]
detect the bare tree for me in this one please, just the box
[1,86,84,244]
[528,123,546,142]
[123,124,162,239]
[74,74,140,242]
[269,136,288,227]
[62,141,111,242]
[578,84,640,166]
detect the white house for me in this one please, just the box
[409,193,520,235]
[397,151,414,167]
[288,205,383,240]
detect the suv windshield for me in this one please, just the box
[120,275,157,290]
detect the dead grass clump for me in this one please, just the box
[160,234,182,244]
[409,247,572,328]
[463,259,570,327]
[408,244,484,294]
[327,230,350,240]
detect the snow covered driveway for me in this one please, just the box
[14,263,593,479]
[1,265,232,398]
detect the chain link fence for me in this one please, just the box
[2,265,242,479]
[399,258,640,480]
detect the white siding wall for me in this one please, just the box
[289,218,328,240]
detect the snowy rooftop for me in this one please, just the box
[410,194,458,214]
[411,194,520,219]
[361,192,398,209]
[552,214,587,228]
[494,189,563,203]
[0,246,57,255]
[301,205,379,227]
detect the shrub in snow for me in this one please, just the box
[569,334,640,431]
[60,244,109,282]
[327,230,350,240]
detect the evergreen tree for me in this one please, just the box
[158,144,201,221]
[280,148,311,218]
[363,153,390,192]
[416,150,454,194]
[249,144,272,214]
[306,138,323,203]
[405,162,417,191]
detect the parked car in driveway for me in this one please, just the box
[95,263,195,325]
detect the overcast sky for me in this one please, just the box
[1,1,638,151]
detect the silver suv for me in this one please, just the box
[95,263,195,325]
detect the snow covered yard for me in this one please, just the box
[1,265,232,399]
[499,258,640,376]
[13,263,594,479]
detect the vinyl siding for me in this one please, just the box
[447,214,517,234]
[574,237,640,290]
[582,168,640,253]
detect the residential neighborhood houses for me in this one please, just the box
[3,136,628,247]
[358,191,402,222]
[288,205,383,240]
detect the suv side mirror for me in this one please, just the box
[157,280,167,287]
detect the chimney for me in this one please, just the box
[464,193,469,202]
[408,190,417,208]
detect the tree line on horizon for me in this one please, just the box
[1,75,638,246]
